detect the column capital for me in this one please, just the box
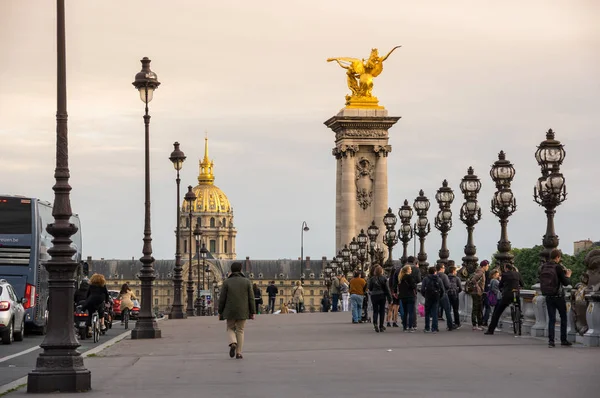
[333,144,360,158]
[374,144,392,157]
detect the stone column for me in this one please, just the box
[340,148,357,248]
[373,145,390,250]
[530,285,548,337]
[334,149,342,251]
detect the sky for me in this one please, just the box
[1,0,599,263]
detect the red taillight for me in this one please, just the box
[24,284,35,309]
[0,301,10,311]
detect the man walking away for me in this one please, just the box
[387,261,403,327]
[266,281,278,314]
[540,249,572,348]
[421,267,443,333]
[331,274,341,312]
[436,263,454,330]
[218,262,255,359]
[349,271,366,324]
[407,256,421,329]
[447,264,462,329]
[484,263,523,335]
[467,260,489,331]
[367,265,392,332]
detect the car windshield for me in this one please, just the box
[108,291,119,299]
[0,286,3,296]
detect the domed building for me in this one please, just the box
[180,137,237,260]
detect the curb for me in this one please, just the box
[0,316,165,396]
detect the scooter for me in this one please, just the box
[74,303,89,340]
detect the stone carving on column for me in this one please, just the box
[336,129,387,140]
[333,144,360,158]
[373,145,392,157]
[355,158,375,210]
[571,249,600,335]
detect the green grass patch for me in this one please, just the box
[0,383,27,396]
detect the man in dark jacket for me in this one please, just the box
[484,263,524,335]
[540,249,572,347]
[421,267,444,333]
[330,274,341,312]
[266,281,278,314]
[218,262,255,359]
[407,256,421,328]
[447,265,463,329]
[436,263,454,330]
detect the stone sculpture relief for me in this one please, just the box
[355,157,375,210]
[571,249,600,335]
[336,129,387,140]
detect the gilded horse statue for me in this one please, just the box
[327,46,401,107]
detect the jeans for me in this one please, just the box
[471,294,483,327]
[331,294,339,312]
[371,294,386,328]
[424,300,439,331]
[440,295,453,329]
[342,293,350,312]
[350,294,363,322]
[483,295,492,325]
[400,296,415,330]
[398,300,405,320]
[226,319,246,354]
[448,294,460,326]
[546,295,568,343]
[268,297,276,313]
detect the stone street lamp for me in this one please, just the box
[357,229,369,271]
[131,57,162,340]
[414,190,431,276]
[341,244,351,275]
[324,263,333,295]
[300,221,310,279]
[398,200,414,264]
[349,237,359,273]
[184,186,196,317]
[201,242,209,315]
[533,129,567,262]
[367,220,380,265]
[491,151,517,269]
[168,142,186,319]
[459,167,482,276]
[382,207,398,274]
[27,0,91,392]
[435,180,454,265]
[194,223,202,315]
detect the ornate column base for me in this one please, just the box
[131,317,162,339]
[27,354,90,393]
[582,293,600,347]
[520,290,536,335]
[530,285,548,337]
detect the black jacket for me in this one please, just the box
[540,261,571,296]
[498,271,524,296]
[266,284,278,298]
[368,275,392,302]
[397,274,417,299]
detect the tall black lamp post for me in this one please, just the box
[398,200,414,264]
[27,0,92,392]
[168,142,186,319]
[459,167,482,276]
[300,221,310,279]
[367,220,380,265]
[533,129,567,262]
[130,57,162,340]
[491,151,517,269]
[184,186,196,317]
[414,190,431,276]
[324,263,333,295]
[341,244,351,275]
[357,229,369,271]
[434,180,454,265]
[382,207,398,274]
[349,237,360,273]
[201,242,209,315]
[193,223,202,315]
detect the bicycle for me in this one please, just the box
[509,289,522,336]
[122,308,130,330]
[91,310,100,343]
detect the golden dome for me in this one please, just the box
[182,135,232,214]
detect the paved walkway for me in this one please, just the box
[7,313,598,397]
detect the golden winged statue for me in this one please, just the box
[327,46,401,108]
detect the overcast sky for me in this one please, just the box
[1,1,598,263]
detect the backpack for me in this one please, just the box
[465,275,477,294]
[539,263,559,296]
[486,290,498,306]
[423,277,441,301]
[447,275,458,297]
[340,282,349,294]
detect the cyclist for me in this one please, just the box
[484,263,524,335]
[117,283,137,324]
[82,273,110,333]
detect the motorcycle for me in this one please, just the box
[103,300,114,332]
[74,302,89,340]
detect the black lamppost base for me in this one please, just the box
[27,356,91,393]
[168,311,186,320]
[131,318,161,339]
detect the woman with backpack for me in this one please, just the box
[367,266,392,332]
[397,265,417,332]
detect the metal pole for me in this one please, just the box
[28,0,91,391]
[169,168,184,319]
[186,209,195,316]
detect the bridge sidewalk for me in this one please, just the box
[8,312,598,397]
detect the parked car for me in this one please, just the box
[0,279,26,344]
[108,290,122,319]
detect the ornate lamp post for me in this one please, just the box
[491,151,517,269]
[414,190,431,276]
[349,237,360,273]
[341,244,351,275]
[533,129,567,262]
[168,142,186,319]
[324,263,333,295]
[27,1,91,391]
[193,223,202,315]
[300,221,310,279]
[130,57,162,340]
[184,186,196,317]
[201,242,209,315]
[459,167,482,275]
[398,200,414,264]
[367,220,380,265]
[382,208,398,274]
[357,229,369,271]
[434,180,455,265]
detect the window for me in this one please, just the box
[210,217,215,228]
[136,290,140,296]
[222,218,226,227]
[154,289,158,296]
[185,218,190,228]
[210,240,216,253]
[279,281,284,286]
[320,290,323,295]
[167,290,170,295]
[167,298,170,305]
[154,298,158,305]
[280,298,283,304]
[184,239,187,254]
[310,298,314,305]
[310,281,315,286]
[197,217,201,226]
[310,290,314,295]
[279,290,283,295]
[224,240,228,253]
